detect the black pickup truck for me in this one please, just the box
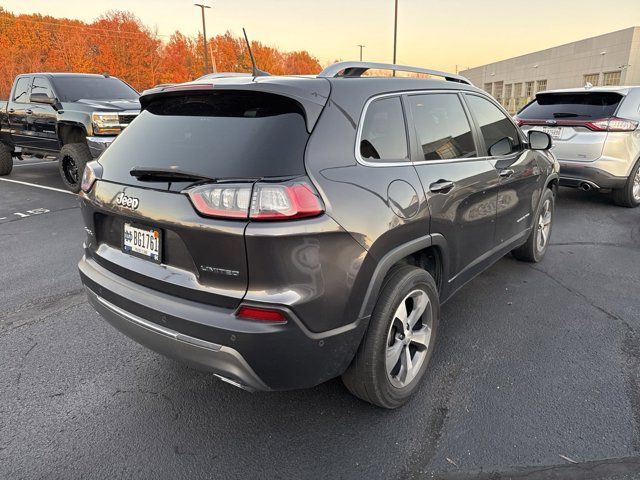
[0,73,140,191]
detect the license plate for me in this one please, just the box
[542,127,562,139]
[123,223,162,263]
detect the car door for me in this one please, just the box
[8,76,33,147]
[29,76,59,151]
[405,92,500,292]
[463,93,542,246]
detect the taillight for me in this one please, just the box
[236,305,287,323]
[187,183,252,218]
[586,117,638,132]
[514,116,524,127]
[80,161,103,193]
[186,179,324,221]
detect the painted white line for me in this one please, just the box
[13,161,55,167]
[0,177,76,196]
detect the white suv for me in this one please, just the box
[516,86,640,207]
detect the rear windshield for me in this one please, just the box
[102,91,309,179]
[518,92,623,120]
[52,76,139,102]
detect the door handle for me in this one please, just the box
[8,108,14,113]
[25,109,33,115]
[499,169,514,178]
[429,180,455,193]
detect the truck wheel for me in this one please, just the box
[512,188,555,262]
[0,144,13,176]
[611,159,640,208]
[342,265,440,409]
[59,143,91,193]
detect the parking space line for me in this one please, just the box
[13,161,55,167]
[0,177,76,196]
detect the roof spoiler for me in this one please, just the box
[318,61,472,85]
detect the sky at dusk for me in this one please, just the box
[3,0,640,71]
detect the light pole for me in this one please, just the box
[392,0,398,75]
[194,3,211,75]
[357,44,366,61]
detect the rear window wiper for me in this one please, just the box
[130,167,216,183]
[552,112,589,118]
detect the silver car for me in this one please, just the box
[516,86,640,207]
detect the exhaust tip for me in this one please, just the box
[579,183,593,191]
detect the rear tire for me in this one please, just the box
[611,159,640,208]
[512,188,555,263]
[58,143,91,193]
[0,143,13,176]
[342,265,440,409]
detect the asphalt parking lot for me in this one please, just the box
[1,158,639,479]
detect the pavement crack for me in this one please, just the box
[112,388,180,420]
[550,241,640,252]
[0,288,88,335]
[528,265,634,331]
[14,339,38,398]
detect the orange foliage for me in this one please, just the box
[0,8,322,98]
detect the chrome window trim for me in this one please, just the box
[354,89,496,167]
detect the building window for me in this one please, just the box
[583,73,599,86]
[603,71,621,86]
[493,81,504,102]
[525,81,535,98]
[513,83,522,99]
[484,83,492,94]
[536,80,547,92]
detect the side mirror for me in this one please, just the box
[30,93,56,105]
[488,137,513,157]
[528,130,552,150]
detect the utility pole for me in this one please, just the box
[194,3,211,75]
[357,44,366,61]
[392,0,398,76]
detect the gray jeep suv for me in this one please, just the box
[517,86,640,207]
[78,62,559,408]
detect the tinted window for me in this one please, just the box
[12,77,31,103]
[100,91,309,182]
[466,95,521,156]
[517,92,623,120]
[360,97,408,162]
[408,94,476,161]
[31,77,54,99]
[51,76,138,102]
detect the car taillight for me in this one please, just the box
[187,183,252,218]
[186,179,324,221]
[586,117,638,132]
[80,161,103,193]
[514,116,524,127]
[236,305,287,323]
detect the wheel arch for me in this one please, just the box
[57,122,88,146]
[358,234,450,319]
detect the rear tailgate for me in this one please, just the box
[84,83,329,308]
[517,91,624,162]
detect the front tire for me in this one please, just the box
[512,187,555,263]
[611,159,640,208]
[0,143,13,176]
[58,143,92,193]
[342,265,440,409]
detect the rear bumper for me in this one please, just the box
[86,136,116,158]
[558,160,627,189]
[78,255,367,391]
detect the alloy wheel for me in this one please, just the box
[633,169,640,202]
[385,289,433,389]
[62,155,79,185]
[536,199,552,253]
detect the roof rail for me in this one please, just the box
[318,61,472,85]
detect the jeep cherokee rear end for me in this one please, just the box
[78,77,370,391]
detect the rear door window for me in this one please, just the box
[359,96,408,162]
[518,92,623,120]
[408,93,477,161]
[12,77,31,104]
[465,95,521,156]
